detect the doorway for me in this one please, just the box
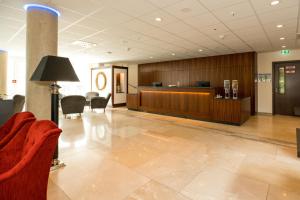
[273,61,300,116]
[112,66,128,107]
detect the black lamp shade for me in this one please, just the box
[30,55,79,82]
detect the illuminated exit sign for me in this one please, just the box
[281,49,290,55]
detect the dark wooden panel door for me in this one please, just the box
[273,61,300,115]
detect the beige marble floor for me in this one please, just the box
[48,108,300,200]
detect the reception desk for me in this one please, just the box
[127,87,251,125]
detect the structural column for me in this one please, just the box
[0,50,8,95]
[26,5,58,119]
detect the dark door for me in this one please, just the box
[273,61,300,115]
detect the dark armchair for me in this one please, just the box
[0,120,61,200]
[61,95,86,118]
[91,93,111,112]
[85,92,99,107]
[0,94,25,126]
[13,95,25,113]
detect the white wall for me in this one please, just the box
[7,56,26,96]
[257,49,300,113]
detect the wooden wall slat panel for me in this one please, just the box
[138,52,256,114]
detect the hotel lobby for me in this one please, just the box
[0,0,300,199]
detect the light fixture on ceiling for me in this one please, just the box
[155,17,162,22]
[149,56,153,59]
[24,3,61,16]
[171,53,176,56]
[72,41,97,48]
[276,24,283,28]
[282,45,286,48]
[270,0,279,6]
[280,37,285,40]
[198,49,203,52]
[219,35,225,39]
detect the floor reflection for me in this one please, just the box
[48,108,300,200]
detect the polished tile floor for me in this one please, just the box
[48,108,300,200]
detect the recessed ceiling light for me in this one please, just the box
[149,56,153,59]
[280,37,285,40]
[155,17,162,22]
[282,45,286,48]
[270,0,279,6]
[276,24,283,28]
[171,53,176,56]
[198,49,203,52]
[219,35,225,39]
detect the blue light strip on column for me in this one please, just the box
[24,4,61,17]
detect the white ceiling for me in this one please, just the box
[0,0,299,63]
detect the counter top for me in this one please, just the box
[138,86,215,93]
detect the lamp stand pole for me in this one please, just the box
[50,82,66,170]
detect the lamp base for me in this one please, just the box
[51,159,66,171]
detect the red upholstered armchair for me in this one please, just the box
[0,120,62,200]
[0,112,35,150]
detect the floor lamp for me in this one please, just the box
[30,55,79,169]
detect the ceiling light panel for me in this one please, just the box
[212,2,255,22]
[105,0,157,17]
[163,0,207,19]
[139,10,177,26]
[257,7,298,25]
[72,40,97,48]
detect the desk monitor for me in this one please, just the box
[152,82,162,87]
[196,81,210,87]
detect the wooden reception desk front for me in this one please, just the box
[127,87,251,125]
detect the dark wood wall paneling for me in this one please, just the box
[138,52,257,114]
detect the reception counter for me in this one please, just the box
[127,87,251,125]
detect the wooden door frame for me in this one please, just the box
[272,60,300,115]
[112,66,128,107]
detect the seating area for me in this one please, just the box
[60,93,111,117]
[0,112,61,200]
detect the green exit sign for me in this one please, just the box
[281,49,290,55]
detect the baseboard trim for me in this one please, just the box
[113,103,126,107]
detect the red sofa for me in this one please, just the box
[0,120,62,200]
[0,112,35,150]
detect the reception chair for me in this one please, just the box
[0,120,61,200]
[13,95,25,114]
[61,95,86,118]
[91,93,111,112]
[0,112,35,150]
[85,92,99,107]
